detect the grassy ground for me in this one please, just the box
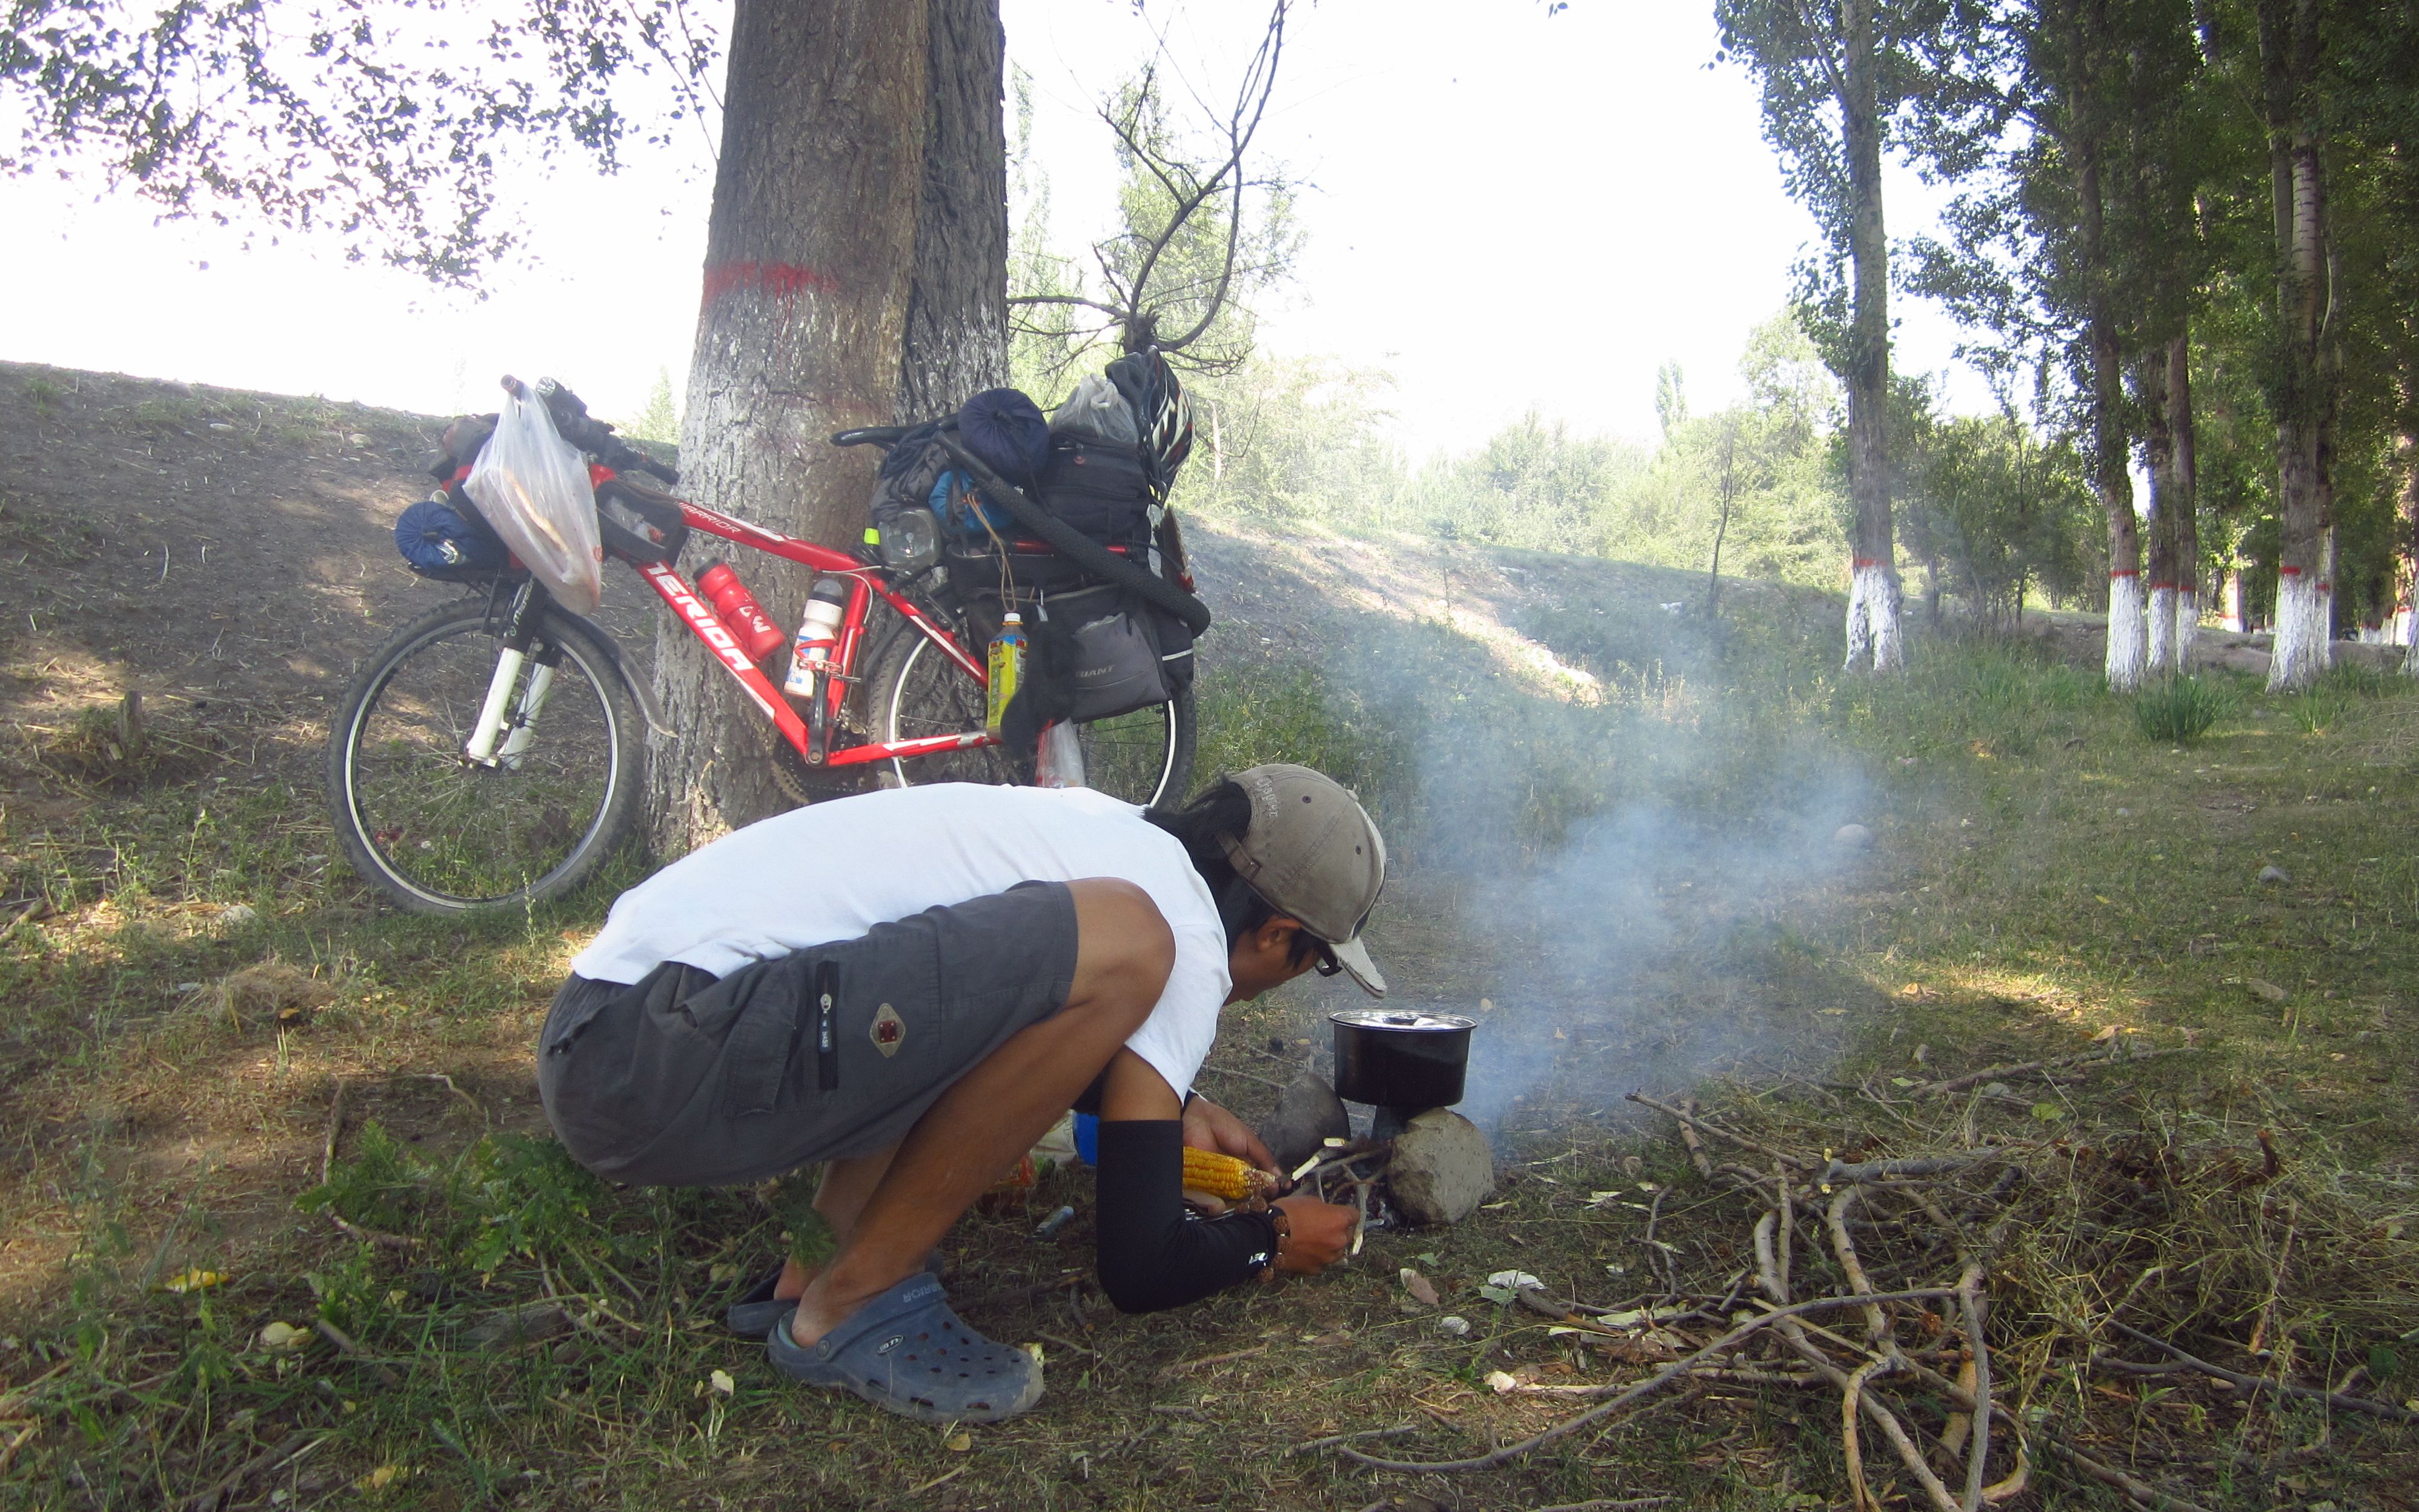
[5,559,2418,1511]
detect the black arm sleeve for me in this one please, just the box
[1093,1119,1279,1313]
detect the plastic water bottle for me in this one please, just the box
[784,577,853,700]
[697,562,787,663]
[984,612,1026,735]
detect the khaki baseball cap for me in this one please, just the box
[1216,764,1389,996]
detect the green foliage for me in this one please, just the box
[0,2,722,285]
[621,368,681,445]
[2134,676,2233,743]
[296,1119,433,1235]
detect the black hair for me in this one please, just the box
[1144,778,1322,966]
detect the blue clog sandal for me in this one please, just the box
[723,1252,941,1337]
[766,1275,1043,1424]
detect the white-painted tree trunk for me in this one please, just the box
[2268,566,2331,689]
[2146,585,2178,675]
[2175,589,2200,669]
[1843,561,1902,672]
[2105,572,2147,691]
[2402,597,2419,675]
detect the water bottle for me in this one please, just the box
[784,576,854,700]
[984,612,1027,736]
[696,562,786,662]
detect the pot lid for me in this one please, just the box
[1330,1009,1476,1033]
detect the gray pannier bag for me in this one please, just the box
[1060,585,1176,723]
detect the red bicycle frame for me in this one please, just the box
[604,468,997,771]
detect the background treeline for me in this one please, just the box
[1008,3,2419,660]
[1139,317,2103,632]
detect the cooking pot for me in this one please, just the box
[1330,1009,1476,1110]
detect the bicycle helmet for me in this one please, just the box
[1104,348,1194,498]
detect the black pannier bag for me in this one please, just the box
[1035,435,1152,547]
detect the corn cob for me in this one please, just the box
[1181,1147,1273,1201]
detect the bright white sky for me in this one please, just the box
[0,0,1984,458]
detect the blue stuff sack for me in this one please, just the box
[395,494,509,579]
[956,387,1050,485]
[930,469,1017,541]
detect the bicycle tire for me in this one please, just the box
[866,622,1196,809]
[326,595,645,913]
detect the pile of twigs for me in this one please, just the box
[1309,1066,2419,1510]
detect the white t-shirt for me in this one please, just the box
[569,784,1230,1100]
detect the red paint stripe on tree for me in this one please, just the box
[700,260,838,307]
[2109,569,2140,578]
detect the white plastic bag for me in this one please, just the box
[1049,373,1139,445]
[464,380,603,614]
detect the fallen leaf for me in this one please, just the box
[257,1321,307,1351]
[2244,978,2289,1003]
[1890,1076,1917,1088]
[2091,1024,2119,1043]
[1476,1285,1516,1305]
[1021,1341,1046,1366]
[1485,1370,1519,1394]
[2031,1102,2066,1122]
[709,1369,734,1396]
[1400,1268,1440,1307]
[943,1430,972,1453]
[354,1464,408,1492]
[1487,1270,1544,1292]
[160,1268,225,1294]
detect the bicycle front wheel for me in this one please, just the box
[326,597,644,913]
[868,625,1195,809]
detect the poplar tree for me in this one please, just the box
[1713,0,1986,672]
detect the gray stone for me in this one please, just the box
[1260,1072,1350,1172]
[2258,864,2291,885]
[1387,1109,1496,1226]
[1833,823,1873,849]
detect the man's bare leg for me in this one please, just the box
[786,878,1172,1347]
[769,1147,900,1302]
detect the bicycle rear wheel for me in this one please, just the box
[326,595,643,913]
[867,624,1195,809]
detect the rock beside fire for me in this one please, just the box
[1387,1109,1496,1225]
[1260,1072,1351,1171]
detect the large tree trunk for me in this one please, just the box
[1839,0,1901,674]
[2259,1,2334,691]
[649,0,932,854]
[2168,330,2201,666]
[899,0,1010,417]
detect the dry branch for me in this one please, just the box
[1627,1092,1810,1170]
[1331,1287,1956,1473]
[2102,1319,2419,1423]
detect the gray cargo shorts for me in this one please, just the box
[536,880,1080,1188]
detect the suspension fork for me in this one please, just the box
[463,581,545,765]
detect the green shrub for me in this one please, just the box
[2134,676,2231,743]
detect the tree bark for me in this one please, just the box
[2259,0,2335,691]
[2168,330,2201,665]
[1839,0,1902,674]
[2141,348,2179,674]
[649,0,932,854]
[899,0,1010,418]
